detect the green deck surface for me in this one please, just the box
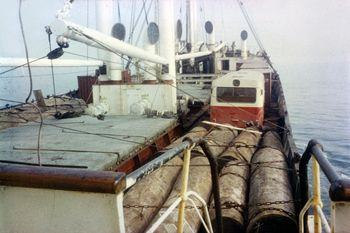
[0,115,177,170]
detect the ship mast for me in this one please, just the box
[95,0,122,81]
[186,0,198,51]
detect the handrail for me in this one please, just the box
[145,145,214,233]
[299,139,350,233]
[125,136,224,233]
[299,139,350,204]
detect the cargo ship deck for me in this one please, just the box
[0,115,178,171]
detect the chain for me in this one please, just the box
[219,201,245,211]
[249,207,296,221]
[123,204,202,209]
[252,199,297,207]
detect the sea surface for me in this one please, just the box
[279,61,350,216]
[0,60,349,216]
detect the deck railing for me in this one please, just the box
[126,137,224,233]
[299,140,350,233]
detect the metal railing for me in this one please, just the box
[146,144,214,233]
[125,137,224,233]
[299,140,350,233]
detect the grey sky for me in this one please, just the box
[0,0,349,65]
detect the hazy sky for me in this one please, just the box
[0,0,349,67]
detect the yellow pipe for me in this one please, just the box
[312,156,322,233]
[177,147,192,233]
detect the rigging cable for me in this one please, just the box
[127,0,148,43]
[0,55,47,76]
[45,26,58,113]
[117,0,122,23]
[18,0,33,103]
[142,0,149,25]
[86,0,90,75]
[236,0,277,73]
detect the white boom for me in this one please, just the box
[51,19,168,65]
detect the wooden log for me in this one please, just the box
[204,127,238,158]
[211,128,262,232]
[33,89,47,111]
[152,153,212,233]
[123,156,183,233]
[260,131,284,152]
[247,131,297,233]
[149,127,237,232]
[219,127,262,165]
[123,126,208,233]
[166,126,208,149]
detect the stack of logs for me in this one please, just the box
[123,126,297,233]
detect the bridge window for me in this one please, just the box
[217,87,256,103]
[222,60,230,70]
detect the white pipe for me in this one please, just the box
[143,31,157,81]
[241,39,248,59]
[96,0,119,81]
[207,29,215,51]
[158,1,176,79]
[158,0,176,113]
[213,42,226,53]
[51,19,168,65]
[0,58,103,67]
[189,0,197,48]
[175,51,211,60]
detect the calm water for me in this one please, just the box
[0,60,349,214]
[280,61,350,215]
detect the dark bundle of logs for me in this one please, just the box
[247,131,297,233]
[123,126,208,233]
[210,130,296,233]
[152,126,237,233]
[123,127,297,233]
[210,128,262,232]
[123,126,237,233]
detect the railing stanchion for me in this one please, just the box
[177,146,192,233]
[312,156,322,233]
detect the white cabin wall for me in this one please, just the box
[0,186,125,233]
[92,84,176,115]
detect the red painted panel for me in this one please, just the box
[210,106,264,128]
[77,76,98,104]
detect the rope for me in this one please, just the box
[142,0,149,25]
[46,27,58,113]
[18,0,33,103]
[0,55,47,76]
[236,0,277,73]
